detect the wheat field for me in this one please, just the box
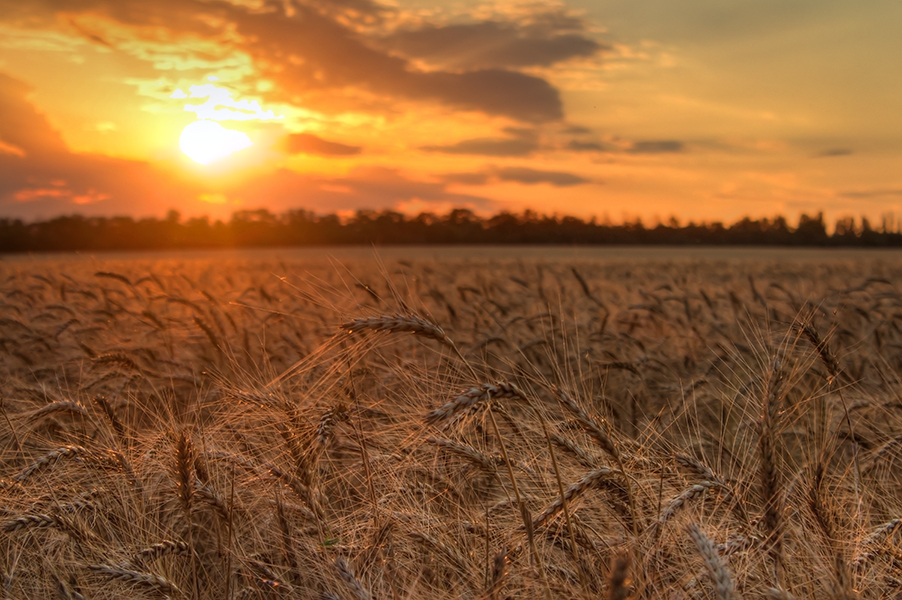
[2,249,902,599]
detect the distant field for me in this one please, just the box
[2,248,902,599]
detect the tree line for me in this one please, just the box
[1,208,900,252]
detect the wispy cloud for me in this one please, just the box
[179,83,283,121]
[283,133,361,156]
[1,0,576,123]
[839,189,902,199]
[423,128,541,156]
[378,14,603,70]
[814,148,853,158]
[628,140,685,154]
[0,70,498,218]
[566,140,608,152]
[442,166,592,187]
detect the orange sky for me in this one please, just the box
[0,0,900,224]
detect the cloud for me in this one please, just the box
[495,166,590,186]
[284,133,362,156]
[442,166,591,187]
[443,172,491,185]
[66,18,113,48]
[0,71,499,218]
[0,72,67,157]
[814,148,853,158]
[628,140,685,154]
[182,83,283,121]
[1,0,567,122]
[423,129,540,156]
[0,71,218,217]
[561,125,593,135]
[379,19,603,70]
[838,189,902,199]
[567,140,608,152]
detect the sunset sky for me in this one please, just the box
[1,0,900,224]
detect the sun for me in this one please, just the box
[179,120,252,164]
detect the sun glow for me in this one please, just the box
[179,120,252,164]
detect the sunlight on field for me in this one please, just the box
[2,251,902,598]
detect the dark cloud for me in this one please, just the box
[284,133,361,156]
[838,189,902,199]
[0,0,566,122]
[423,128,540,156]
[628,140,685,154]
[423,137,539,157]
[379,20,602,70]
[814,148,853,157]
[495,167,590,186]
[229,2,565,121]
[567,140,607,152]
[443,172,491,185]
[441,166,591,187]
[67,18,114,47]
[561,125,593,135]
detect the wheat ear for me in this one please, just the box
[334,556,373,600]
[425,382,525,425]
[126,540,189,567]
[532,466,616,529]
[687,522,737,600]
[853,518,902,571]
[340,314,453,347]
[88,564,179,597]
